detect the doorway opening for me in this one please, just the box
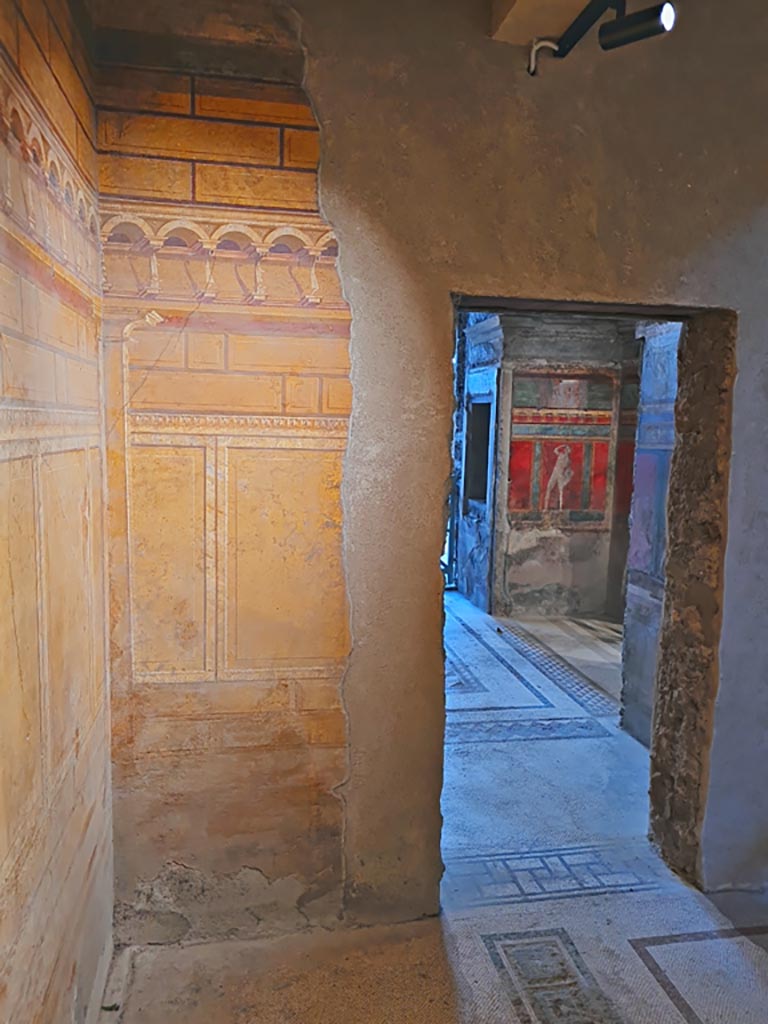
[441,301,735,902]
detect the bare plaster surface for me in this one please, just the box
[288,0,768,908]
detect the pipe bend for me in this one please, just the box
[528,38,559,76]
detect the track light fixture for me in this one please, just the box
[527,1,676,75]
[599,2,675,49]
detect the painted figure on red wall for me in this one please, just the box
[544,443,574,510]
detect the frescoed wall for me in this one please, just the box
[606,366,641,620]
[0,3,113,1021]
[621,322,682,746]
[492,315,638,617]
[507,372,615,523]
[97,66,353,941]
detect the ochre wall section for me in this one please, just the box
[0,1,112,1020]
[97,67,352,941]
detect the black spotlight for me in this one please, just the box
[539,0,678,68]
[599,2,676,50]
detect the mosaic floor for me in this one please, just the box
[499,611,624,702]
[441,592,768,1023]
[104,593,768,1023]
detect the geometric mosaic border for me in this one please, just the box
[445,608,554,708]
[444,640,490,694]
[494,619,618,717]
[445,716,610,744]
[630,926,768,1024]
[444,841,663,908]
[446,601,617,716]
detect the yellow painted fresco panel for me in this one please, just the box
[195,78,316,127]
[0,457,42,865]
[186,332,226,370]
[228,335,350,375]
[40,449,93,773]
[128,444,207,673]
[128,368,282,413]
[0,0,18,62]
[283,129,320,170]
[21,280,80,353]
[18,23,77,157]
[77,314,98,359]
[96,67,192,114]
[77,122,99,188]
[0,263,22,332]
[49,24,94,139]
[44,0,80,55]
[285,375,320,414]
[127,330,185,369]
[322,377,353,415]
[0,35,111,1024]
[97,65,353,938]
[19,0,48,56]
[225,448,348,666]
[65,357,99,408]
[1,334,57,403]
[88,448,106,712]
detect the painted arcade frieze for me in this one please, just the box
[100,203,344,310]
[0,58,100,294]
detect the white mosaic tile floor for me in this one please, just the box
[440,591,768,1023]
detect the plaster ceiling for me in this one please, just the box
[84,0,300,51]
[491,0,589,45]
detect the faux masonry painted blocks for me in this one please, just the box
[98,76,319,207]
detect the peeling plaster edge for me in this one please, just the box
[685,312,735,887]
[691,310,737,888]
[285,5,463,921]
[289,2,355,923]
[648,309,738,888]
